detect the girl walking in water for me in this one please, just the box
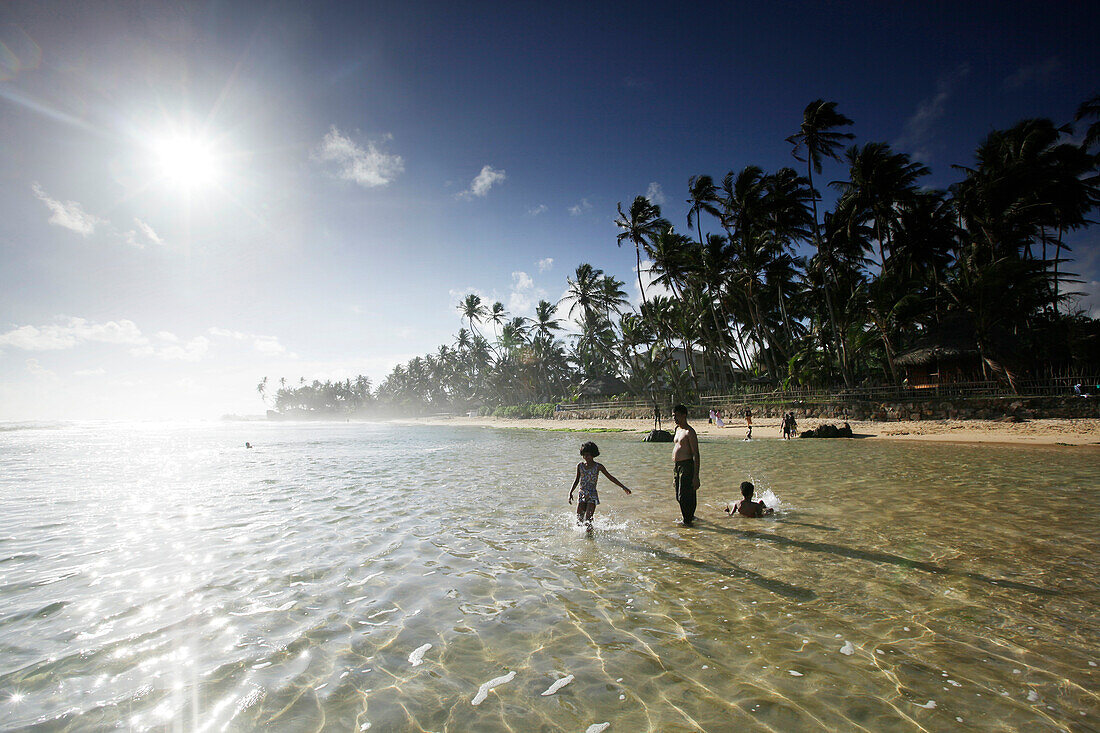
[569,441,632,526]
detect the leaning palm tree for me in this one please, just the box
[786,99,856,385]
[615,196,662,307]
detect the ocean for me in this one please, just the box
[1,421,1097,731]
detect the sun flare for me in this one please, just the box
[149,131,221,190]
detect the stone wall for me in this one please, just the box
[556,396,1100,422]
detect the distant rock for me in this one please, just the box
[643,429,674,442]
[800,423,853,439]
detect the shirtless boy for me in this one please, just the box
[726,481,773,517]
[672,404,700,526]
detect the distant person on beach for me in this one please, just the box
[744,408,753,440]
[726,481,773,517]
[672,404,700,526]
[568,441,632,526]
[245,442,252,449]
[654,404,662,430]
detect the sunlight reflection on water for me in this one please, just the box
[0,421,1097,731]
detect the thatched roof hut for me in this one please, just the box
[895,325,980,385]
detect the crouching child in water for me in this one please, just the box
[569,441,632,526]
[726,481,774,517]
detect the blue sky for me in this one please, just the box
[1,0,1098,419]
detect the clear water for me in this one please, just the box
[1,421,1097,731]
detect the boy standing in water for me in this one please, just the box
[568,441,632,526]
[726,481,773,517]
[672,404,700,526]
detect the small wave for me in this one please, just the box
[586,724,610,733]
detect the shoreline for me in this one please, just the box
[395,415,1100,446]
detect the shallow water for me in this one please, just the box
[1,421,1097,731]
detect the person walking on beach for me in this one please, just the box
[568,441,632,526]
[672,404,700,526]
[744,407,753,440]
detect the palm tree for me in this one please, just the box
[786,99,856,385]
[532,300,562,339]
[560,263,604,322]
[458,293,487,340]
[686,175,721,245]
[834,142,930,276]
[1076,94,1100,152]
[615,196,662,307]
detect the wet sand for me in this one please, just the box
[401,415,1100,446]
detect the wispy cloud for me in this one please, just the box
[31,183,103,236]
[316,125,404,187]
[0,317,146,351]
[208,327,288,355]
[537,257,554,272]
[1002,57,1060,91]
[132,335,209,361]
[645,182,666,205]
[896,64,970,162]
[527,203,549,216]
[568,198,592,216]
[122,217,165,249]
[74,367,106,376]
[457,165,506,200]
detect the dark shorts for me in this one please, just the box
[674,459,695,497]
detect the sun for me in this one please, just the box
[149,131,222,191]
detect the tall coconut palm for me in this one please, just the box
[560,263,604,322]
[532,300,562,339]
[458,293,487,340]
[787,101,856,385]
[833,142,930,275]
[615,196,662,307]
[686,174,721,245]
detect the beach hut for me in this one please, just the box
[895,328,981,387]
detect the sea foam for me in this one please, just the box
[408,643,431,666]
[471,670,516,705]
[540,674,574,696]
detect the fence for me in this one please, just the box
[556,376,1098,412]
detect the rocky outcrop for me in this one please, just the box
[800,423,854,438]
[643,429,674,442]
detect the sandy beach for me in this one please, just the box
[400,415,1100,446]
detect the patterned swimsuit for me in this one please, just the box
[578,462,601,504]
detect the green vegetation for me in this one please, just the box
[261,96,1100,417]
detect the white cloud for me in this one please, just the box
[316,126,404,187]
[527,204,548,216]
[207,327,288,355]
[74,367,107,376]
[1073,280,1100,319]
[31,183,104,236]
[645,182,666,205]
[568,198,592,216]
[537,257,554,272]
[896,64,970,162]
[124,218,164,248]
[512,271,534,291]
[0,317,146,351]
[1003,57,1060,91]
[25,358,56,380]
[132,335,209,361]
[457,165,506,200]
